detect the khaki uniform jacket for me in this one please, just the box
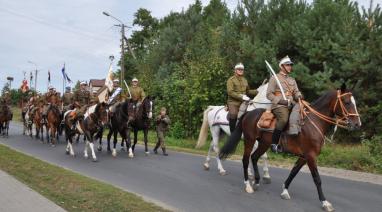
[266,72,302,110]
[227,75,258,106]
[62,92,74,106]
[130,86,146,102]
[74,89,91,106]
[156,115,171,132]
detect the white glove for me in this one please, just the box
[242,95,250,101]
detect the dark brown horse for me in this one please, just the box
[129,97,153,156]
[0,104,12,137]
[219,85,361,212]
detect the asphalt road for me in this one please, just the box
[1,123,381,212]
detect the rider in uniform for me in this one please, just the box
[266,56,303,153]
[73,81,91,120]
[42,86,61,123]
[62,86,74,112]
[226,63,258,132]
[130,78,146,112]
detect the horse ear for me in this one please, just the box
[340,83,346,92]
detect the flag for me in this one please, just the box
[61,63,72,83]
[48,70,51,83]
[105,64,114,92]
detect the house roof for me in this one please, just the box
[89,79,105,87]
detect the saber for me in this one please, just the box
[265,60,287,100]
[123,80,132,99]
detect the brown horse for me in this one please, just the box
[219,85,361,212]
[0,104,12,137]
[32,106,45,141]
[46,95,62,146]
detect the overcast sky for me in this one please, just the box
[0,0,379,93]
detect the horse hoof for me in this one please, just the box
[219,170,227,176]
[253,183,260,191]
[112,151,117,157]
[280,189,291,200]
[66,150,70,155]
[92,158,98,162]
[322,201,335,212]
[203,163,209,171]
[245,184,254,193]
[128,154,134,158]
[84,155,89,159]
[145,151,150,155]
[263,177,272,184]
[121,148,126,152]
[97,147,102,152]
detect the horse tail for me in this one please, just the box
[196,106,214,149]
[219,113,245,160]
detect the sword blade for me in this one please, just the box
[265,60,287,100]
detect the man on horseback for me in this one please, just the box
[266,56,303,153]
[226,63,258,132]
[42,86,61,123]
[0,91,11,114]
[130,78,146,112]
[73,81,91,120]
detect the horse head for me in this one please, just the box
[95,102,109,126]
[332,83,361,131]
[142,96,153,119]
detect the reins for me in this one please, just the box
[298,90,360,138]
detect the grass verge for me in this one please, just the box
[0,144,169,212]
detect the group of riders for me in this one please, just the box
[227,55,302,153]
[21,77,146,137]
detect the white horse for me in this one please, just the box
[196,83,272,183]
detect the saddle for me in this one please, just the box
[257,104,302,135]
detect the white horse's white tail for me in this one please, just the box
[196,106,214,149]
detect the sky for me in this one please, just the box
[0,0,379,93]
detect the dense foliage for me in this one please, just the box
[117,0,382,141]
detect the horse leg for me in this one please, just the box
[305,154,334,211]
[107,128,112,152]
[210,129,226,175]
[51,127,56,147]
[127,129,134,158]
[97,127,103,152]
[250,141,269,191]
[260,151,271,184]
[88,135,97,162]
[203,141,214,171]
[144,129,149,155]
[132,130,138,152]
[112,130,118,157]
[243,139,255,193]
[84,133,90,159]
[281,157,306,201]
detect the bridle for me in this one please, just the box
[299,90,360,138]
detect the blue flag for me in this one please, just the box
[61,64,72,83]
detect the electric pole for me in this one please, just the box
[120,24,125,84]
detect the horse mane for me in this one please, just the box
[310,90,337,108]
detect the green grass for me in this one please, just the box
[0,144,169,212]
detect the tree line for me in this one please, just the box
[121,0,381,142]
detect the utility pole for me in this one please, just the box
[120,24,125,85]
[35,69,38,92]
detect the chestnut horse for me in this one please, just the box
[219,84,361,211]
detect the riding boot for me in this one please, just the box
[153,142,160,154]
[229,118,237,133]
[162,147,168,156]
[270,129,283,153]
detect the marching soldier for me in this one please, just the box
[226,63,258,132]
[130,78,146,112]
[266,55,303,153]
[153,107,171,156]
[73,81,91,120]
